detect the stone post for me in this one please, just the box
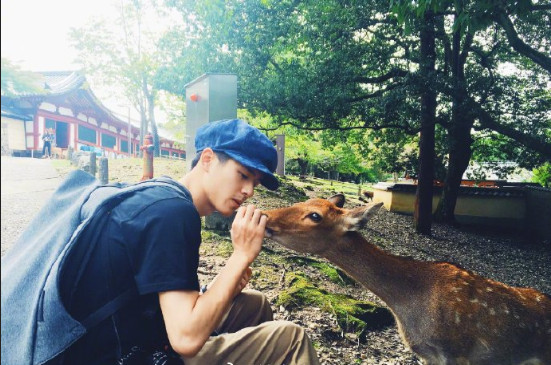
[205,211,237,231]
[67,146,73,161]
[90,152,97,177]
[99,157,109,184]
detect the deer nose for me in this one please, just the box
[265,227,274,238]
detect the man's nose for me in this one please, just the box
[243,181,254,197]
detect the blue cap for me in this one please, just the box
[195,119,279,190]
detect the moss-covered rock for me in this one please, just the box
[277,272,394,338]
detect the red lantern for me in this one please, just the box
[190,93,199,102]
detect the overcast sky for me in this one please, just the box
[1,0,122,71]
[0,0,179,125]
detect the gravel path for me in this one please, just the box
[1,156,62,256]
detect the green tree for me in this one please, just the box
[532,162,551,188]
[159,0,550,231]
[1,58,43,96]
[69,0,168,155]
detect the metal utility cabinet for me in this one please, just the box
[184,73,237,172]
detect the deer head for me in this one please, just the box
[264,194,383,255]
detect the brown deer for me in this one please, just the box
[263,194,551,365]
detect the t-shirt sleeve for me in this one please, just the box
[120,197,202,295]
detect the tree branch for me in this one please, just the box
[347,82,404,103]
[468,96,551,159]
[354,68,408,84]
[493,12,551,73]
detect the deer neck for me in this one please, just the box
[323,232,430,311]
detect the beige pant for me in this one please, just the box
[183,290,320,365]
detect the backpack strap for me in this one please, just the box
[80,288,136,329]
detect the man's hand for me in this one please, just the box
[230,205,266,265]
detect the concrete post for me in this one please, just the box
[99,157,109,184]
[90,152,97,177]
[67,146,73,161]
[275,134,285,176]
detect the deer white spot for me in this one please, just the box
[451,287,461,292]
[456,297,462,302]
[469,298,479,304]
[536,295,543,302]
[486,287,493,292]
[481,301,488,308]
[489,308,496,316]
[503,307,510,314]
[455,312,461,324]
[462,281,470,286]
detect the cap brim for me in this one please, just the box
[219,150,280,191]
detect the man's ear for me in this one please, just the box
[342,202,384,231]
[200,148,215,171]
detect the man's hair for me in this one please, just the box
[191,150,230,169]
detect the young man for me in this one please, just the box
[56,119,320,364]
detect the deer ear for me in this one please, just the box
[327,194,345,208]
[342,202,384,231]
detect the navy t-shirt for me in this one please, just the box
[58,183,201,365]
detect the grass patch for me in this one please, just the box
[200,230,233,258]
[286,256,356,287]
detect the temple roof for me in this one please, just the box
[1,71,135,134]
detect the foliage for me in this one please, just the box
[0,58,44,96]
[159,0,550,157]
[69,0,175,153]
[156,91,187,142]
[532,162,551,188]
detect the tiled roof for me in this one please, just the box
[40,71,86,95]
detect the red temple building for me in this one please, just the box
[1,71,185,159]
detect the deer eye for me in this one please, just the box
[307,213,322,223]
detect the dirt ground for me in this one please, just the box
[56,158,551,364]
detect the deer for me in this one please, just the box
[263,194,551,365]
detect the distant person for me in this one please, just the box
[41,128,54,158]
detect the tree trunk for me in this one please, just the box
[139,104,148,158]
[144,77,160,157]
[298,159,308,176]
[414,10,437,235]
[435,11,475,224]
[435,121,472,223]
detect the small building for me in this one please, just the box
[1,71,185,159]
[372,182,551,241]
